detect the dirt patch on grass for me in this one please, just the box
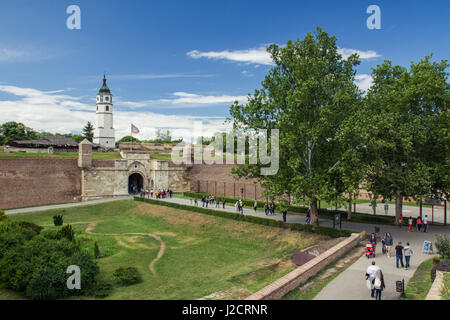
[199,287,252,300]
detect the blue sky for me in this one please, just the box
[0,0,449,140]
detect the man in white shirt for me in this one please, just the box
[365,261,380,298]
[423,215,428,232]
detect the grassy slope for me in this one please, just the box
[4,200,328,300]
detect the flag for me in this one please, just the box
[131,124,140,134]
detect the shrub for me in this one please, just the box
[53,215,63,226]
[0,209,9,222]
[58,224,75,242]
[68,250,100,295]
[434,234,449,260]
[113,267,142,286]
[17,221,43,235]
[0,220,40,259]
[94,241,100,259]
[87,279,113,298]
[430,260,450,282]
[26,264,69,300]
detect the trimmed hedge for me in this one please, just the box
[183,191,398,225]
[134,196,352,238]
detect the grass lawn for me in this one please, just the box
[442,273,450,300]
[0,151,121,160]
[3,200,329,300]
[402,258,435,300]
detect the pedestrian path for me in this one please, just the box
[5,196,133,215]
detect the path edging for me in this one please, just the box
[426,270,446,300]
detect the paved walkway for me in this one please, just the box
[5,195,450,300]
[5,196,133,215]
[338,202,448,225]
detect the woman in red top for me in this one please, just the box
[416,216,422,231]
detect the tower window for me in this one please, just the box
[100,96,103,102]
[106,106,109,111]
[105,96,109,102]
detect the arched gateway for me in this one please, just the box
[128,172,144,194]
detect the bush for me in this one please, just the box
[0,209,9,222]
[434,234,449,260]
[88,279,113,298]
[113,267,142,286]
[0,220,41,259]
[17,221,43,235]
[94,241,100,259]
[53,215,63,226]
[0,228,99,299]
[58,224,75,242]
[26,264,69,300]
[430,260,450,282]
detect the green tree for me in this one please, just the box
[82,121,94,142]
[228,27,361,225]
[118,136,140,143]
[0,121,39,145]
[357,56,449,223]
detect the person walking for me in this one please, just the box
[365,261,380,298]
[385,233,393,258]
[194,197,198,206]
[408,216,413,232]
[282,210,287,223]
[423,215,428,232]
[306,208,311,224]
[201,196,205,208]
[369,233,377,252]
[399,214,403,228]
[239,200,244,214]
[374,269,386,300]
[235,201,239,212]
[404,242,413,270]
[381,233,387,255]
[222,198,226,209]
[416,216,422,232]
[253,200,258,213]
[384,199,389,216]
[216,197,220,208]
[395,242,405,269]
[150,189,154,198]
[264,203,269,216]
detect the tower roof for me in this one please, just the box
[99,74,111,94]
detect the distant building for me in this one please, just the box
[93,75,116,149]
[5,135,98,153]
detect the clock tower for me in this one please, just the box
[93,75,115,148]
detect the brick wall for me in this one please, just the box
[188,164,266,199]
[0,159,81,209]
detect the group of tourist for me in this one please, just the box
[139,188,173,199]
[398,214,429,232]
[263,202,276,216]
[197,194,228,209]
[365,229,418,300]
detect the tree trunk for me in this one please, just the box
[347,194,352,221]
[310,197,319,226]
[395,191,403,224]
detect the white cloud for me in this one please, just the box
[0,85,231,141]
[0,47,26,61]
[187,46,381,66]
[187,47,274,66]
[355,74,373,92]
[119,92,247,109]
[338,48,381,60]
